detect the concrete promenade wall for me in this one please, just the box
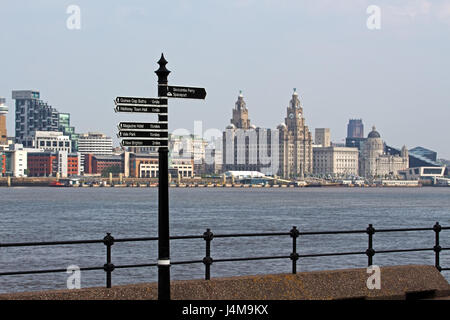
[0,265,448,300]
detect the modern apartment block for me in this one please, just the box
[25,131,72,153]
[78,132,113,156]
[12,90,78,151]
[78,132,113,173]
[58,113,79,152]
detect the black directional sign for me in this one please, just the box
[115,97,167,105]
[121,139,169,147]
[115,105,168,114]
[118,131,168,138]
[118,122,168,130]
[162,85,207,100]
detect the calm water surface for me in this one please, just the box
[0,187,449,293]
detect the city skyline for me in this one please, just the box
[1,1,450,158]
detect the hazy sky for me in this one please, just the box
[1,0,449,158]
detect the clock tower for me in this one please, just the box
[278,89,313,178]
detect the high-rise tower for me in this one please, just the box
[0,98,8,145]
[278,89,313,178]
[347,119,364,138]
[346,119,366,150]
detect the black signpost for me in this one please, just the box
[115,53,206,300]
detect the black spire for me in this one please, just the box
[155,53,171,84]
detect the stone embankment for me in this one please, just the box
[0,265,448,300]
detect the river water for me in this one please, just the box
[0,187,449,293]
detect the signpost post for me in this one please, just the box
[115,53,206,300]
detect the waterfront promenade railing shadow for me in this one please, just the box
[0,222,449,289]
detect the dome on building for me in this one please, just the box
[367,126,381,139]
[226,124,236,130]
[250,124,256,129]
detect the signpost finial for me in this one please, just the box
[155,53,171,84]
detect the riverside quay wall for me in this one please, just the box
[0,265,449,300]
[0,177,226,187]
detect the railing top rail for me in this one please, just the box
[0,225,448,248]
[0,239,104,248]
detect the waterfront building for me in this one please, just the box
[0,98,8,145]
[277,89,313,178]
[78,132,113,156]
[0,144,44,177]
[83,154,123,176]
[398,166,446,184]
[409,146,437,162]
[78,132,113,173]
[31,131,72,153]
[205,137,223,174]
[359,126,409,178]
[222,92,277,175]
[27,151,80,177]
[313,146,359,176]
[12,90,78,150]
[58,113,79,152]
[170,134,208,175]
[128,152,194,178]
[314,128,331,148]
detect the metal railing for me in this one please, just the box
[0,222,448,289]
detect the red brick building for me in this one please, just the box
[27,152,58,176]
[28,152,79,177]
[84,154,123,175]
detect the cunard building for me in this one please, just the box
[277,89,313,178]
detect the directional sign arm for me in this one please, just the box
[162,86,207,100]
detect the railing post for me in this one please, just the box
[203,228,214,280]
[433,222,442,272]
[290,226,300,274]
[103,233,115,288]
[366,224,375,266]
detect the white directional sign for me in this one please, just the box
[121,139,169,147]
[161,86,207,99]
[115,97,167,105]
[118,122,168,130]
[115,105,167,114]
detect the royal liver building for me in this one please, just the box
[277,89,313,178]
